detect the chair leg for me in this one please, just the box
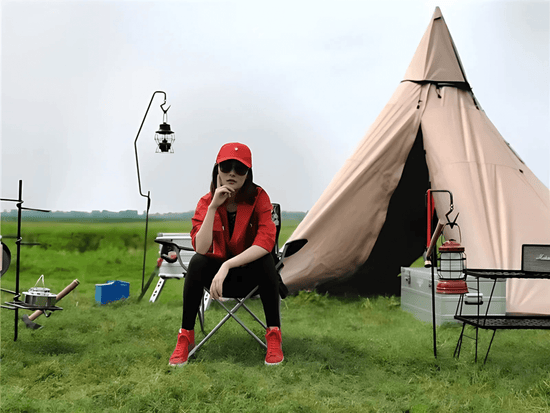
[198,290,212,336]
[189,311,234,359]
[189,286,267,359]
[239,300,267,329]
[215,299,267,349]
[198,291,206,335]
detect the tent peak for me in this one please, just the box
[403,6,469,85]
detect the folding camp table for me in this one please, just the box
[454,245,550,363]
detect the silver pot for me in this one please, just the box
[22,287,57,307]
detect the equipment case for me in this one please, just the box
[400,267,506,325]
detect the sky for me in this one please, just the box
[1,0,549,214]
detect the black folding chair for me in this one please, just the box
[155,203,307,358]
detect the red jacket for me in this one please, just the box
[191,187,276,261]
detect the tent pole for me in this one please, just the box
[431,247,437,358]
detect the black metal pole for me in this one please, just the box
[134,91,166,295]
[141,192,151,294]
[14,180,23,341]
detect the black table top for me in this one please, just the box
[466,268,550,279]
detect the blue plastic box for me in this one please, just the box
[95,280,130,305]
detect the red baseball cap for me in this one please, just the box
[216,142,252,168]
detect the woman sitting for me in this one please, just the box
[169,142,283,366]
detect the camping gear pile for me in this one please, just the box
[1,180,80,338]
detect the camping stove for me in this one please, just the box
[22,287,57,307]
[21,275,58,307]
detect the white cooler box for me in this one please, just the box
[401,266,506,325]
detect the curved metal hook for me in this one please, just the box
[160,102,171,114]
[160,101,171,123]
[429,189,459,228]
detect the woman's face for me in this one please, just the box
[217,160,249,192]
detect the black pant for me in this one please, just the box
[181,253,281,330]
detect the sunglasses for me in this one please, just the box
[219,160,249,176]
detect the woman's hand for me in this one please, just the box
[210,174,235,209]
[209,246,269,300]
[210,263,230,300]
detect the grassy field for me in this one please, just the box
[1,220,550,412]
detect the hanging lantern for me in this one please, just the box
[436,239,468,294]
[155,122,175,153]
[154,99,175,153]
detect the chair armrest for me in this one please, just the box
[276,239,307,271]
[154,240,193,271]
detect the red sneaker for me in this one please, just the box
[265,327,284,365]
[169,329,195,367]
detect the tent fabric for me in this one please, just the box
[403,7,468,84]
[281,7,550,314]
[280,81,426,293]
[421,86,550,314]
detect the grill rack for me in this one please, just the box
[1,301,63,312]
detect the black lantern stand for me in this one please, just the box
[133,91,175,295]
[425,189,461,359]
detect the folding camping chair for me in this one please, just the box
[155,203,307,359]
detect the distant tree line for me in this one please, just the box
[0,209,307,222]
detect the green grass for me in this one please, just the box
[1,221,550,412]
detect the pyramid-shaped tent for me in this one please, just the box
[281,7,550,314]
